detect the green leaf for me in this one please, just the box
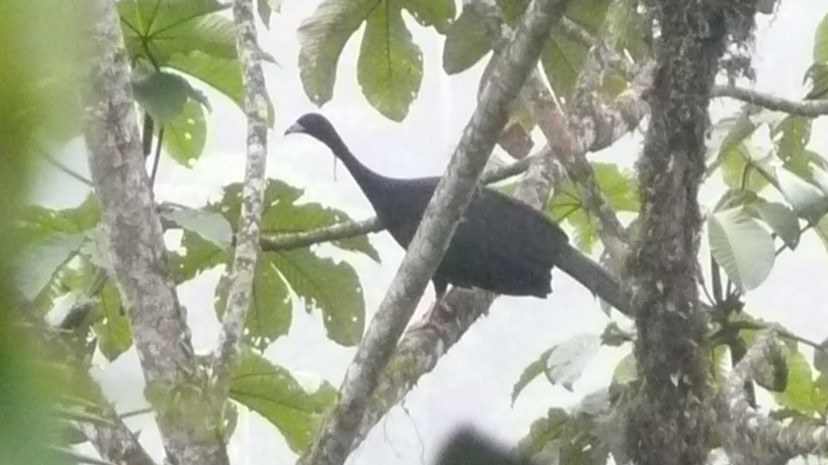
[773,115,811,163]
[512,348,553,405]
[776,167,828,220]
[297,0,376,105]
[16,194,100,246]
[163,98,207,165]
[611,352,637,386]
[747,201,800,249]
[171,231,229,283]
[546,163,636,253]
[216,180,369,345]
[713,189,758,212]
[603,0,648,63]
[708,208,775,292]
[544,334,600,392]
[132,71,203,125]
[712,112,758,160]
[720,143,772,193]
[519,407,609,465]
[167,52,243,107]
[402,0,455,33]
[119,0,233,62]
[569,210,598,253]
[804,63,828,100]
[594,163,639,211]
[254,181,380,262]
[91,281,132,361]
[258,0,274,27]
[813,13,828,63]
[229,350,337,452]
[815,339,828,377]
[772,347,827,415]
[814,214,828,255]
[442,5,494,74]
[269,249,364,346]
[811,165,828,196]
[162,207,233,249]
[357,2,423,121]
[539,0,613,100]
[16,233,85,300]
[215,257,292,348]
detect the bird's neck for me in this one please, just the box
[324,136,388,200]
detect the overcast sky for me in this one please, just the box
[34,2,828,465]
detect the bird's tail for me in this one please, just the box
[555,245,632,316]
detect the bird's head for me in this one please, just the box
[284,113,339,144]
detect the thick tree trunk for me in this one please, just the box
[625,2,754,465]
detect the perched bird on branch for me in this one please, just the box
[285,113,629,314]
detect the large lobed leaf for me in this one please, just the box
[171,180,370,347]
[357,2,423,121]
[230,350,337,452]
[298,0,453,121]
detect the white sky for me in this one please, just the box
[33,2,828,465]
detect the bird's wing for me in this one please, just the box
[453,187,569,267]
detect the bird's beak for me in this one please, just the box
[284,122,305,136]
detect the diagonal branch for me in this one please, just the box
[210,0,272,400]
[297,2,572,465]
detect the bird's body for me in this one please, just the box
[285,112,568,298]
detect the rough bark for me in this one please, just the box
[625,1,738,464]
[81,1,227,464]
[297,2,571,465]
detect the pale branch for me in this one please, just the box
[81,1,225,464]
[258,155,536,252]
[713,85,828,117]
[721,330,828,462]
[261,218,383,251]
[210,0,272,399]
[297,2,572,465]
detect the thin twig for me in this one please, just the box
[40,151,94,187]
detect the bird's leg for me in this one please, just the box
[406,279,453,333]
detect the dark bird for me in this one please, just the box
[285,113,630,314]
[435,428,533,465]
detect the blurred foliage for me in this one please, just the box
[0,0,87,464]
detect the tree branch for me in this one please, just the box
[713,85,828,117]
[720,330,828,463]
[81,1,226,464]
[297,2,572,465]
[210,0,271,401]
